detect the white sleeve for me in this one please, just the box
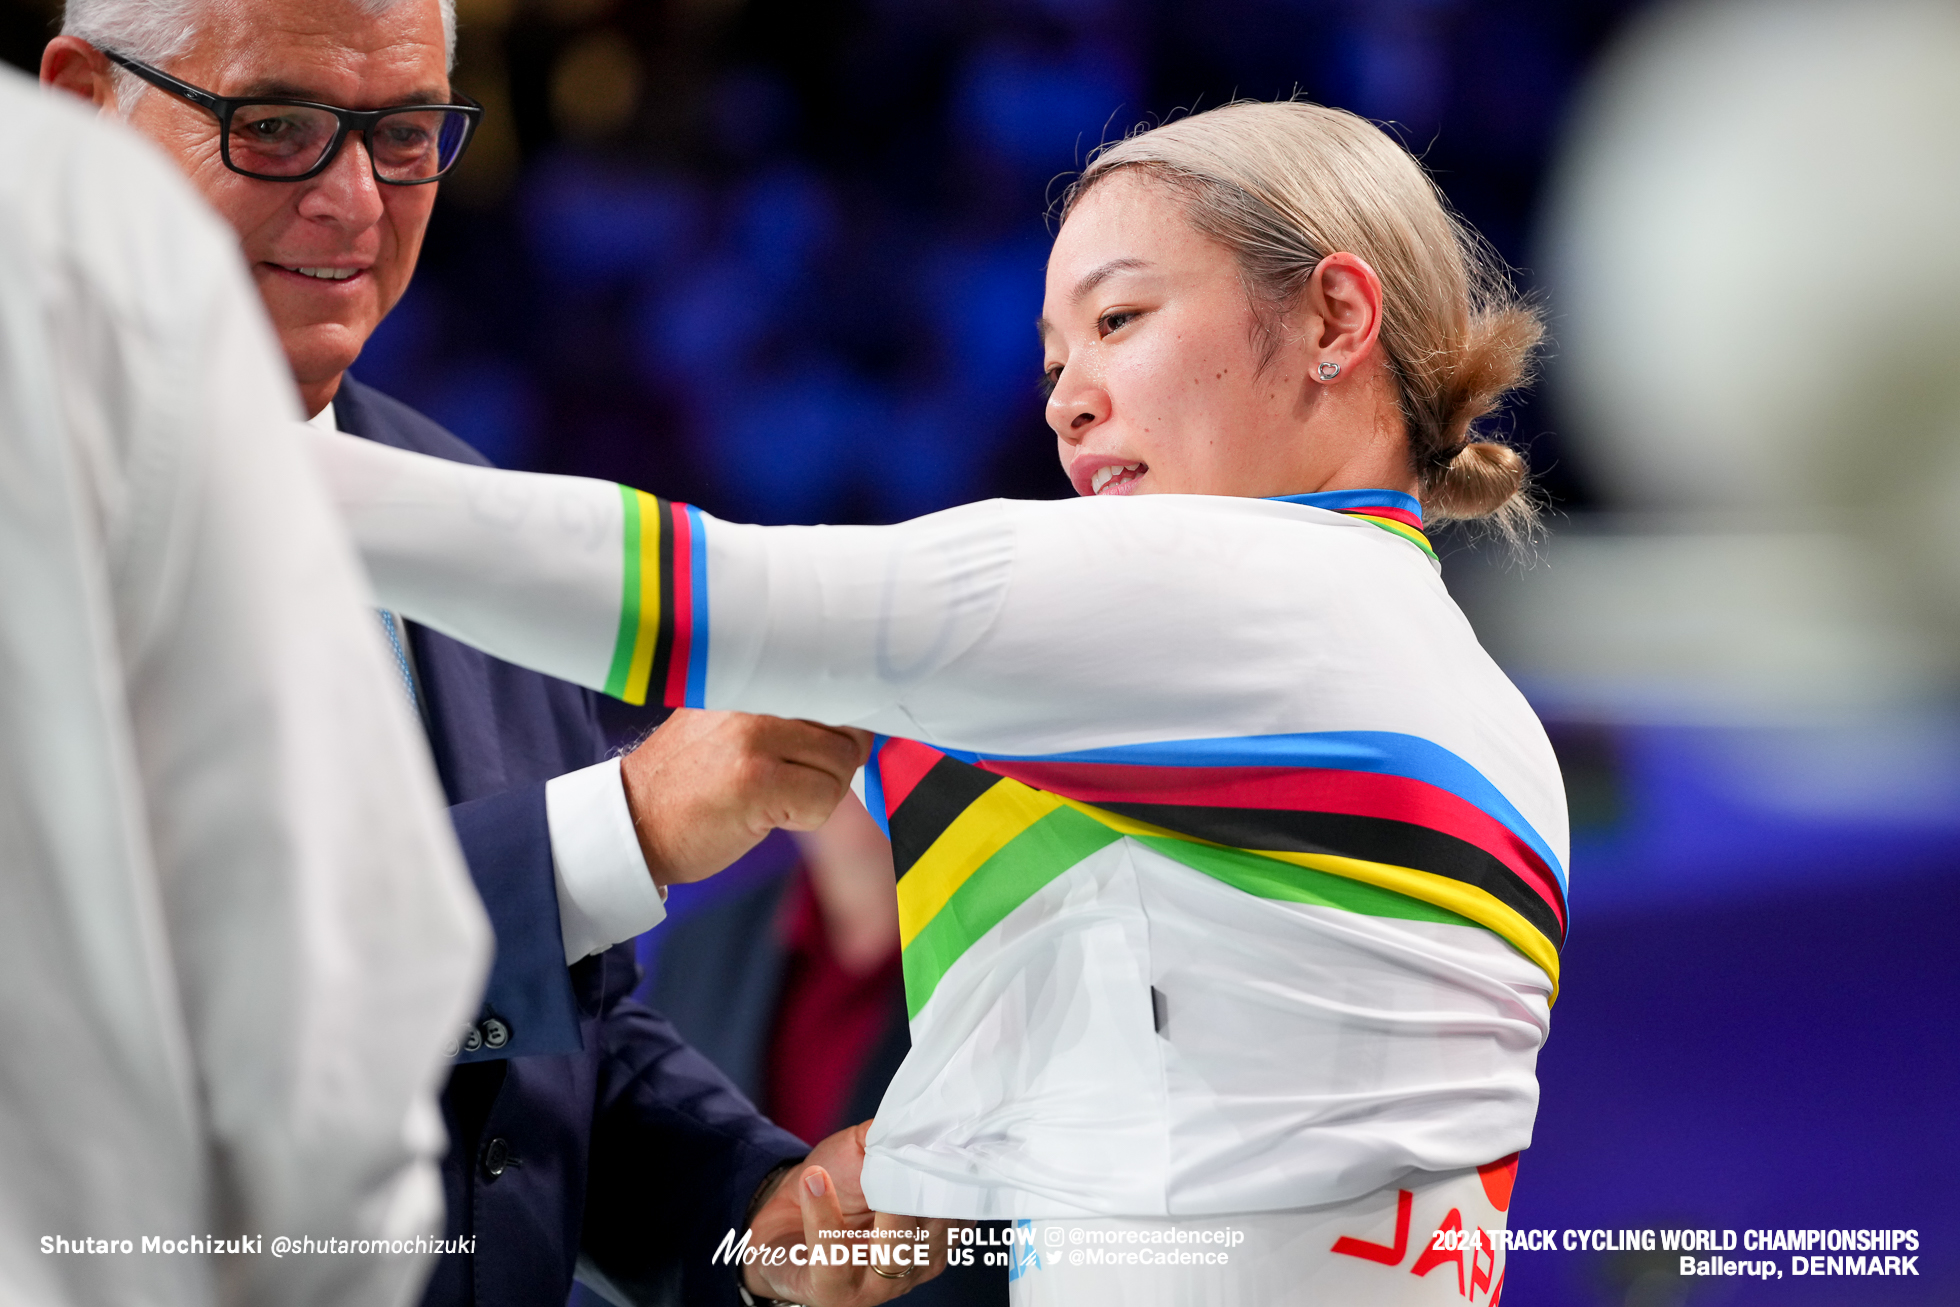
[303,429,1019,731]
[691,506,1019,729]
[302,431,1292,749]
[547,758,666,962]
[304,430,631,693]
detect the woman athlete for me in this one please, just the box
[310,101,1564,1306]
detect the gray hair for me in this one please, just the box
[63,0,458,114]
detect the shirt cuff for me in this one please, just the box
[546,757,666,964]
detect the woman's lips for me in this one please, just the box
[1090,461,1145,495]
[1067,454,1151,497]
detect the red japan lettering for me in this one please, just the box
[1410,1207,1467,1296]
[1331,1189,1413,1266]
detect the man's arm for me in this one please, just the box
[444,709,871,1063]
[575,1004,950,1307]
[574,987,810,1306]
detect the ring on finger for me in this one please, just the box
[869,1264,914,1280]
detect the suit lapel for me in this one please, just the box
[407,626,510,801]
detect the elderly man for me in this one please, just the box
[41,3,932,1305]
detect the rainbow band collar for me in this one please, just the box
[1271,488,1435,560]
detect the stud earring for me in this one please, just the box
[1317,362,1341,381]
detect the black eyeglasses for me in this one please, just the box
[104,51,481,185]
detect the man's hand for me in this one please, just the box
[744,1122,953,1306]
[619,709,872,888]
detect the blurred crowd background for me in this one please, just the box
[5,0,1957,1303]
[1,0,1622,521]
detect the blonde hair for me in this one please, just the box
[1061,100,1544,538]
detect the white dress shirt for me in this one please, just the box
[303,407,664,962]
[0,71,489,1307]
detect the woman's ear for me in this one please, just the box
[1305,252,1387,380]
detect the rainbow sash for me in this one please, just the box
[867,731,1568,1015]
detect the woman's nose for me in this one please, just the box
[1046,368,1110,443]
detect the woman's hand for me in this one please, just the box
[743,1121,955,1306]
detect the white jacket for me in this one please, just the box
[0,73,488,1307]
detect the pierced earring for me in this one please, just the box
[1317,362,1341,381]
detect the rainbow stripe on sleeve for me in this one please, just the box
[863,731,1567,1019]
[603,487,709,707]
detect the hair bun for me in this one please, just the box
[1433,307,1543,448]
[1417,306,1543,543]
[1429,439,1528,521]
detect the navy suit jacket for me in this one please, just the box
[333,376,806,1307]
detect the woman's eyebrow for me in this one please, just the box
[1070,257,1150,304]
[1037,257,1154,340]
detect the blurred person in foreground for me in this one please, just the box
[1540,0,1960,700]
[0,66,487,1306]
[307,101,1568,1305]
[39,3,932,1305]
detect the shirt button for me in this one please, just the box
[483,1137,510,1179]
[480,1017,511,1049]
[460,1024,483,1054]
